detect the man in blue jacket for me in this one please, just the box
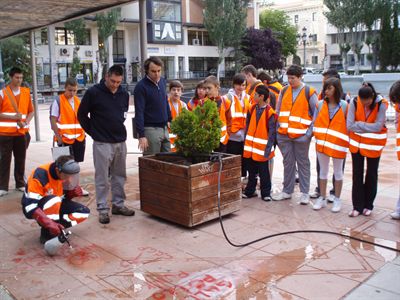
[78,65,135,224]
[134,57,171,155]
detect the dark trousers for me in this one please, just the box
[59,139,86,163]
[315,156,346,194]
[226,140,247,177]
[245,159,271,198]
[351,152,380,212]
[0,135,27,190]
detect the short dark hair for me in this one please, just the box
[232,73,246,86]
[9,67,23,77]
[389,80,400,104]
[255,85,270,101]
[144,57,163,74]
[107,65,124,77]
[322,68,340,79]
[169,80,183,91]
[286,65,303,77]
[65,78,77,87]
[323,77,343,104]
[241,65,257,77]
[257,71,272,83]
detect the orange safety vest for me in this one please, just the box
[268,81,283,98]
[396,104,400,160]
[243,105,275,162]
[57,94,85,144]
[277,86,315,139]
[0,86,31,135]
[205,97,229,145]
[349,97,388,158]
[226,92,250,134]
[168,98,185,152]
[246,81,264,105]
[313,100,349,159]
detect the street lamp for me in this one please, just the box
[297,26,308,68]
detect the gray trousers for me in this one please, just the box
[143,126,170,156]
[277,133,311,194]
[93,141,127,213]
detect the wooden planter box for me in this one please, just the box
[138,153,242,227]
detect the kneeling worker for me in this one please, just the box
[21,155,90,244]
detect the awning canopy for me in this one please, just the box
[0,0,134,40]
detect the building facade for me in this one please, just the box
[33,0,261,89]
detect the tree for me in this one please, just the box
[241,28,283,70]
[65,18,87,80]
[95,8,121,81]
[379,0,393,71]
[390,0,400,70]
[203,0,249,79]
[259,9,297,58]
[0,34,31,84]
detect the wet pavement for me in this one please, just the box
[0,104,399,299]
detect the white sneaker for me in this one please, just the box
[299,193,310,205]
[81,188,89,196]
[312,196,326,210]
[0,190,8,197]
[16,187,25,192]
[271,192,292,201]
[309,190,320,199]
[327,194,335,203]
[390,211,400,220]
[331,197,342,213]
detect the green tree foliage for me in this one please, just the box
[170,101,222,157]
[0,34,31,84]
[259,9,297,57]
[96,8,121,79]
[65,18,87,79]
[390,0,400,70]
[203,0,249,78]
[379,0,393,71]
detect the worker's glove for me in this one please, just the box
[32,208,64,236]
[64,186,83,200]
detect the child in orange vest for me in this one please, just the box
[225,73,250,177]
[242,85,276,201]
[311,77,348,213]
[167,80,187,152]
[203,75,231,152]
[188,80,206,111]
[389,81,400,220]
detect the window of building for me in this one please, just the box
[312,34,317,42]
[55,28,75,45]
[152,0,181,22]
[113,30,125,60]
[34,28,48,45]
[331,34,338,44]
[294,15,299,23]
[188,30,200,45]
[312,56,318,64]
[57,63,93,85]
[360,54,366,65]
[348,54,355,66]
[189,57,218,78]
[312,12,317,21]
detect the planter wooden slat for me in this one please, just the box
[139,154,242,227]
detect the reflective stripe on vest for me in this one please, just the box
[313,100,349,158]
[348,97,388,158]
[229,93,250,133]
[168,98,185,152]
[243,106,275,162]
[57,94,85,143]
[0,86,30,135]
[277,86,314,139]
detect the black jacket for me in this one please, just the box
[78,80,129,143]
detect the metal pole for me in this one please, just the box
[30,31,40,141]
[139,0,148,77]
[0,47,4,89]
[303,41,306,68]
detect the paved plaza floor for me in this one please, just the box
[0,104,399,299]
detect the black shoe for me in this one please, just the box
[99,213,110,224]
[111,205,135,216]
[242,192,257,199]
[39,228,54,244]
[262,196,272,201]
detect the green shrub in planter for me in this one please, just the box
[170,100,222,157]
